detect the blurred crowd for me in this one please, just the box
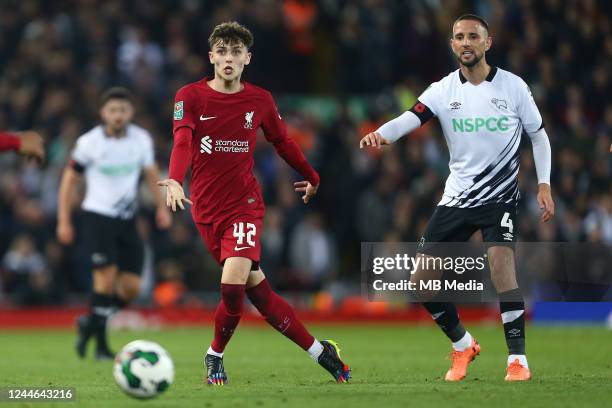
[0,0,610,305]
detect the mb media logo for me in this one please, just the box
[200,136,212,154]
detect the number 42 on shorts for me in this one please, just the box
[233,222,256,249]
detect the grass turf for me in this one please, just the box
[1,324,611,407]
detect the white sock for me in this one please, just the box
[207,346,223,358]
[508,354,528,368]
[307,339,324,361]
[452,331,473,351]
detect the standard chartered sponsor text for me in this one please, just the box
[215,140,249,153]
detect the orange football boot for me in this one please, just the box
[505,358,531,381]
[444,339,481,381]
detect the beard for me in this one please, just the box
[109,124,126,136]
[457,52,483,68]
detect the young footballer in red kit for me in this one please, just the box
[157,21,350,385]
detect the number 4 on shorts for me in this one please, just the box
[501,212,514,233]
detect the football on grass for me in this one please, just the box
[113,340,174,399]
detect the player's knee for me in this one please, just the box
[122,282,141,301]
[488,247,515,276]
[246,274,272,313]
[93,266,117,293]
[115,273,140,301]
[246,268,266,289]
[221,257,251,284]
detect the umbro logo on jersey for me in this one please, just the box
[491,98,508,110]
[450,101,462,110]
[200,115,216,121]
[200,136,212,154]
[244,111,254,129]
[502,232,514,241]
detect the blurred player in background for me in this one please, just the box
[158,21,350,385]
[0,130,45,161]
[360,14,554,381]
[57,87,171,359]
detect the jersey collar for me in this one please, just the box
[458,66,498,84]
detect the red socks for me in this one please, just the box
[246,279,314,350]
[210,280,315,354]
[210,283,245,353]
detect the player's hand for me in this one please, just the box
[537,183,555,223]
[57,221,75,245]
[156,205,172,229]
[18,131,45,162]
[294,181,318,204]
[359,132,390,149]
[157,179,193,212]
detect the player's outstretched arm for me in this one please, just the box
[359,132,390,149]
[160,126,193,212]
[0,130,45,162]
[17,131,45,162]
[293,181,318,204]
[359,107,428,149]
[157,179,192,212]
[261,93,320,204]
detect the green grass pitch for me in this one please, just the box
[1,324,611,407]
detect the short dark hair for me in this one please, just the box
[208,21,254,50]
[99,87,133,107]
[454,14,490,33]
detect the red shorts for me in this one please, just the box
[196,217,263,269]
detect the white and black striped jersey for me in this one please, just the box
[71,124,155,219]
[413,67,543,208]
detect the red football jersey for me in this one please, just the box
[172,78,319,225]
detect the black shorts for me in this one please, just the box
[81,211,144,274]
[418,203,517,254]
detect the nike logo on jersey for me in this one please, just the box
[200,115,216,121]
[234,246,252,251]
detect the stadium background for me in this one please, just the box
[0,0,609,324]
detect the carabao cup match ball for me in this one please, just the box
[113,340,175,399]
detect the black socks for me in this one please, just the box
[422,301,466,342]
[499,288,526,355]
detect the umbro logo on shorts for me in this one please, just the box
[92,253,108,265]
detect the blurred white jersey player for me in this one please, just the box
[57,87,171,359]
[360,14,554,382]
